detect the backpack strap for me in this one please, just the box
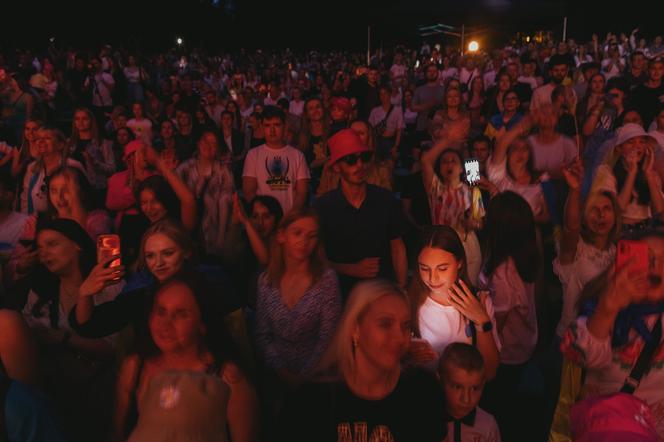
[621,315,662,394]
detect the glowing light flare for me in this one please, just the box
[468,41,479,52]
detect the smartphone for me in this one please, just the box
[97,234,121,269]
[464,158,481,186]
[616,240,648,274]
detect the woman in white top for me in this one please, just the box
[554,157,620,339]
[408,226,500,379]
[591,123,664,230]
[126,102,153,144]
[123,55,148,102]
[485,113,549,223]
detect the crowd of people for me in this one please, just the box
[0,26,663,441]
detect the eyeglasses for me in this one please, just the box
[340,151,373,166]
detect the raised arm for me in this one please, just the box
[147,145,198,231]
[492,113,533,165]
[420,120,468,193]
[559,158,584,264]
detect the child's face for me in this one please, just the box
[442,366,484,419]
[330,105,347,122]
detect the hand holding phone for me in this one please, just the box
[97,235,121,270]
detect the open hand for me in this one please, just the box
[448,280,491,325]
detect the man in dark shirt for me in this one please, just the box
[623,51,649,92]
[314,129,408,296]
[350,66,381,120]
[629,57,664,127]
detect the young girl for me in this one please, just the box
[480,191,540,441]
[408,226,500,379]
[421,120,482,284]
[114,275,258,442]
[255,208,341,382]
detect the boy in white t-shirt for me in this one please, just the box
[439,343,501,442]
[242,106,310,214]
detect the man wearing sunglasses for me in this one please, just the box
[314,129,408,297]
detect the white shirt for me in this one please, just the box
[443,407,501,442]
[242,144,310,214]
[289,100,305,117]
[486,156,547,219]
[527,134,577,177]
[368,105,405,133]
[126,118,153,143]
[390,64,408,80]
[517,76,539,91]
[419,295,501,361]
[0,212,29,252]
[23,282,124,346]
[553,239,615,337]
[480,258,537,365]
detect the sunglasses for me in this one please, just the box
[340,151,373,166]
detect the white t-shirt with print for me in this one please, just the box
[127,118,153,143]
[242,144,310,214]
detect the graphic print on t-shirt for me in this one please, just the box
[337,422,395,442]
[265,155,291,190]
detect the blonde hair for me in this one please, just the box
[315,279,410,381]
[264,208,326,287]
[580,191,622,246]
[138,219,194,271]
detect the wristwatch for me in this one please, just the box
[476,321,493,333]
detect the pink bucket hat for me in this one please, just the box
[327,129,372,165]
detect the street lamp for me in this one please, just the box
[176,37,183,46]
[468,41,479,53]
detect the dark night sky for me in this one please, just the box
[4,0,660,51]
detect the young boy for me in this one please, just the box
[329,96,351,136]
[439,343,501,442]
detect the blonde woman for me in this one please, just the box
[277,280,446,442]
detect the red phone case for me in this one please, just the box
[616,240,649,273]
